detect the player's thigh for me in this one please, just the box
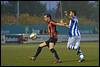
[74,36,81,49]
[49,42,55,49]
[74,41,80,49]
[75,36,81,45]
[39,42,47,47]
[75,36,81,41]
[67,37,75,46]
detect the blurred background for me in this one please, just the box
[1,1,99,43]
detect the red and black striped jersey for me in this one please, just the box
[48,20,58,39]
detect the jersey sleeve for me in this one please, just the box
[69,19,75,28]
[50,21,57,25]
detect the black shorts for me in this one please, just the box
[45,37,57,47]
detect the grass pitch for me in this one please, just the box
[1,42,99,66]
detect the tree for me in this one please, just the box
[1,1,47,16]
[15,1,46,16]
[59,1,99,23]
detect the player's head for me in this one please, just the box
[43,14,52,22]
[64,10,76,19]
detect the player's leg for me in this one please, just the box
[74,36,83,54]
[49,43,62,63]
[74,36,85,62]
[67,37,75,50]
[74,41,82,55]
[31,42,47,61]
[67,37,71,49]
[75,42,85,62]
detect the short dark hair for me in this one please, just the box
[66,10,77,16]
[44,14,52,19]
[71,10,76,16]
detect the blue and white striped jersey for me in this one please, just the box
[68,16,80,37]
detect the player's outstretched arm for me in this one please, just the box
[51,20,69,27]
[50,21,65,26]
[56,23,66,26]
[59,19,69,27]
[59,19,69,28]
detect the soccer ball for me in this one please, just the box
[30,33,37,40]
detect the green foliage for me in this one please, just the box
[1,1,99,25]
[1,13,44,24]
[1,15,17,24]
[61,1,99,23]
[1,14,96,24]
[1,1,46,16]
[19,13,43,24]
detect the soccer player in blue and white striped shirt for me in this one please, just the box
[64,10,85,62]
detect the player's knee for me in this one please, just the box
[39,45,43,47]
[67,44,70,49]
[38,46,43,48]
[74,46,79,50]
[74,42,80,50]
[39,42,46,47]
[67,45,69,48]
[50,48,55,53]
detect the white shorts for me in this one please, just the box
[67,36,81,50]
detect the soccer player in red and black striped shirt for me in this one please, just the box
[30,14,66,63]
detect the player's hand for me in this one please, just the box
[63,23,68,27]
[64,23,67,26]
